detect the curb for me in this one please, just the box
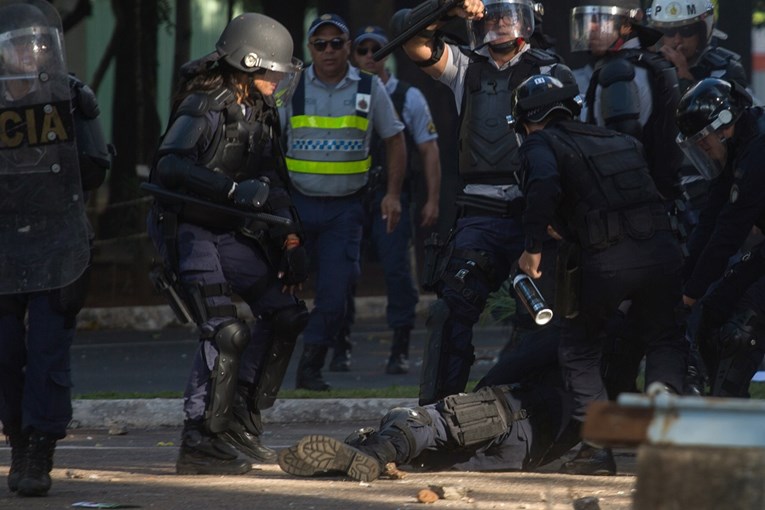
[70,398,418,429]
[77,295,437,331]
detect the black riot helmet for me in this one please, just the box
[675,78,752,180]
[509,74,582,131]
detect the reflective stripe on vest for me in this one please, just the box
[287,72,373,176]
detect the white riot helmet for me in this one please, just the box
[570,0,641,54]
[646,1,714,44]
[467,0,542,52]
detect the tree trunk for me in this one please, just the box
[171,0,191,96]
[717,0,753,81]
[101,0,161,237]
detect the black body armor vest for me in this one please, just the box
[537,121,668,251]
[459,48,559,186]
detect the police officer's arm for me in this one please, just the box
[418,139,441,227]
[400,0,485,79]
[405,87,441,227]
[70,77,112,190]
[371,77,407,233]
[518,132,561,278]
[684,145,765,301]
[381,132,407,233]
[155,111,237,202]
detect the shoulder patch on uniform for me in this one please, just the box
[427,121,437,135]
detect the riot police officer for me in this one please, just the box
[396,0,574,406]
[146,13,309,475]
[279,382,578,481]
[512,74,688,475]
[675,78,765,397]
[572,0,682,201]
[647,0,748,95]
[0,0,112,497]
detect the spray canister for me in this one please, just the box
[512,273,554,326]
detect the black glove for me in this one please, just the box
[719,308,760,359]
[230,178,269,210]
[279,246,309,286]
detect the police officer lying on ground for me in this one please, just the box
[675,78,765,397]
[513,74,687,475]
[278,380,577,481]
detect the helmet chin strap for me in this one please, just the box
[489,37,523,54]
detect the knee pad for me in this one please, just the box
[206,318,250,433]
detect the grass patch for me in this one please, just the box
[74,382,765,400]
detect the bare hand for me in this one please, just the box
[420,200,439,227]
[451,0,485,20]
[380,193,402,233]
[518,251,542,279]
[682,294,696,307]
[546,225,562,241]
[659,45,692,80]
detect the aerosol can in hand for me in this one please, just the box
[512,273,554,326]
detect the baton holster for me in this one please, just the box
[554,242,581,319]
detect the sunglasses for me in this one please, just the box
[661,25,697,38]
[310,37,347,52]
[355,45,381,56]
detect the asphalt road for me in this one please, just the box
[70,319,510,396]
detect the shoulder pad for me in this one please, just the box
[523,48,560,65]
[598,58,636,87]
[700,46,742,70]
[158,114,212,154]
[548,64,577,87]
[68,74,101,120]
[176,87,236,117]
[557,120,617,138]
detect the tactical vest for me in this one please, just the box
[286,71,374,195]
[536,121,668,251]
[692,45,748,88]
[585,48,681,198]
[459,48,559,185]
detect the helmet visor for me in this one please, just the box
[570,6,626,54]
[675,123,726,180]
[0,26,64,80]
[467,2,535,50]
[273,57,303,108]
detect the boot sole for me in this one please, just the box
[296,435,380,482]
[278,446,325,477]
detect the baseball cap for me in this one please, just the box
[307,13,350,38]
[353,25,389,47]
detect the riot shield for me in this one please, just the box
[0,0,90,294]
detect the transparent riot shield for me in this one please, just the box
[0,0,90,294]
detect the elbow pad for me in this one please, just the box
[156,154,233,203]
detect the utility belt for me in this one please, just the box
[579,203,672,251]
[456,194,524,219]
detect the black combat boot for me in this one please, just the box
[176,421,252,475]
[559,443,616,476]
[296,345,331,391]
[6,431,29,492]
[220,387,277,463]
[17,430,56,497]
[295,433,397,482]
[329,327,352,372]
[386,326,411,374]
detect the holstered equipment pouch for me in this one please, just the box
[554,242,581,319]
[439,386,527,447]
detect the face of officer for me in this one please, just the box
[587,14,626,56]
[696,127,732,167]
[660,25,702,61]
[353,40,385,78]
[308,24,350,84]
[252,69,286,97]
